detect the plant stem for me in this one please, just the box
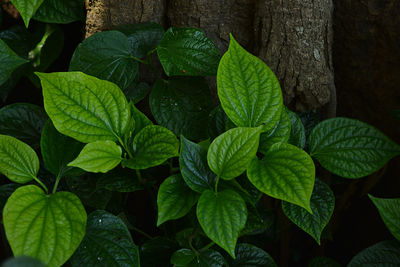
[33,176,48,194]
[117,136,134,159]
[199,241,215,252]
[131,225,153,239]
[52,172,63,194]
[130,55,148,64]
[214,176,220,193]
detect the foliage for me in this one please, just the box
[0,4,400,266]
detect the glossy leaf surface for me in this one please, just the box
[33,0,84,24]
[0,39,28,85]
[171,248,225,267]
[37,71,130,143]
[9,0,44,27]
[3,185,86,267]
[248,143,315,212]
[309,118,400,178]
[369,195,400,240]
[348,240,400,266]
[229,243,277,267]
[287,109,306,148]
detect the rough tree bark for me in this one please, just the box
[84,0,335,113]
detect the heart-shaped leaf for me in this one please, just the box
[33,0,84,24]
[287,109,306,149]
[247,143,315,212]
[369,195,400,241]
[0,39,28,86]
[9,0,45,27]
[3,185,87,267]
[229,243,277,267]
[348,240,400,266]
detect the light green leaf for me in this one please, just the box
[115,22,164,58]
[0,39,28,86]
[229,243,277,267]
[10,0,44,27]
[157,27,220,76]
[348,240,400,266]
[179,136,216,193]
[207,126,263,180]
[33,0,84,24]
[70,210,140,267]
[369,195,400,241]
[247,142,315,212]
[68,140,122,173]
[157,174,199,226]
[150,77,212,140]
[259,109,291,154]
[3,185,87,267]
[309,118,400,178]
[171,248,226,267]
[197,189,247,258]
[41,120,84,177]
[282,179,335,244]
[217,34,283,130]
[37,71,130,143]
[287,109,306,149]
[69,31,138,90]
[0,135,39,183]
[123,125,179,169]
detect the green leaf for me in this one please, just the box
[123,125,179,169]
[37,71,130,143]
[287,109,306,149]
[69,31,138,90]
[140,237,179,267]
[0,183,20,213]
[0,39,28,86]
[208,105,228,140]
[33,0,84,24]
[309,118,400,178]
[179,136,217,193]
[97,167,144,192]
[157,27,220,76]
[70,210,140,267]
[9,0,44,27]
[171,248,226,267]
[40,120,84,177]
[258,109,291,154]
[124,81,151,104]
[2,256,45,267]
[0,103,47,149]
[282,179,335,244]
[129,102,153,137]
[115,22,164,58]
[207,126,263,180]
[247,142,315,212]
[0,135,39,183]
[150,77,212,140]
[369,195,400,241]
[0,25,42,59]
[68,140,122,173]
[348,240,400,266]
[3,185,87,267]
[197,189,247,258]
[217,34,283,130]
[157,174,199,226]
[241,205,273,236]
[229,243,277,267]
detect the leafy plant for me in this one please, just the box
[1,4,400,266]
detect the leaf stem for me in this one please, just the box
[33,176,48,194]
[52,172,63,194]
[130,55,148,64]
[131,225,153,239]
[117,136,134,159]
[199,241,215,252]
[214,176,220,193]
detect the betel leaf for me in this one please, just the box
[247,142,315,212]
[37,72,130,143]
[2,256,45,267]
[309,118,400,178]
[124,81,151,104]
[0,183,20,212]
[369,195,400,241]
[287,109,306,149]
[0,135,39,184]
[150,77,212,140]
[258,109,291,154]
[129,102,152,137]
[0,103,47,149]
[208,105,228,140]
[171,248,226,267]
[97,167,143,192]
[348,240,400,266]
[9,0,44,27]
[0,25,42,59]
[123,125,179,169]
[68,140,122,173]
[115,22,164,58]
[217,34,283,130]
[207,126,262,180]
[41,120,84,177]
[0,39,28,86]
[69,31,138,90]
[70,210,140,267]
[33,0,84,24]
[229,243,277,267]
[3,185,87,267]
[157,174,199,226]
[157,27,220,76]
[179,136,217,193]
[197,189,247,258]
[282,179,335,244]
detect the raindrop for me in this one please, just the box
[98,219,102,223]
[97,257,102,261]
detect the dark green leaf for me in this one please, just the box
[69,31,138,90]
[33,0,84,24]
[208,105,228,140]
[0,25,41,59]
[348,240,400,266]
[129,102,152,137]
[282,179,335,244]
[97,167,143,192]
[229,243,277,267]
[70,210,139,267]
[0,39,28,86]
[369,195,400,241]
[140,237,179,267]
[197,189,247,258]
[287,109,306,148]
[150,77,212,140]
[124,81,151,104]
[157,27,220,76]
[171,248,226,267]
[309,118,400,178]
[241,205,273,236]
[9,0,44,27]
[2,256,45,267]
